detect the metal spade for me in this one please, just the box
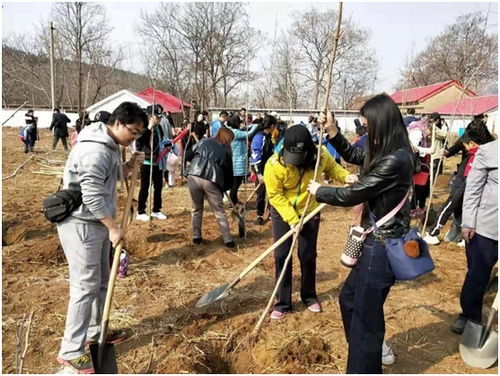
[195,203,326,308]
[459,293,498,369]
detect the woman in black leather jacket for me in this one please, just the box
[308,94,414,374]
[187,127,236,248]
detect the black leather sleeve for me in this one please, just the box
[446,140,464,158]
[316,153,405,207]
[328,132,365,166]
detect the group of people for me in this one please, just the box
[53,94,496,374]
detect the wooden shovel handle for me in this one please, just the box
[101,159,141,325]
[236,203,326,281]
[225,192,243,220]
[244,183,262,205]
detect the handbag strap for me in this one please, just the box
[363,190,410,236]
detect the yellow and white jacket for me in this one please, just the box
[263,146,350,225]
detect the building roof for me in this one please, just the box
[137,88,191,113]
[391,80,476,104]
[431,95,498,116]
[86,89,150,113]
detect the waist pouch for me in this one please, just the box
[43,189,82,223]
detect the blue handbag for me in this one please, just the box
[385,228,435,280]
[368,191,435,281]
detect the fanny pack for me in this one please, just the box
[43,189,82,223]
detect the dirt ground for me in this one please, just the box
[2,127,497,374]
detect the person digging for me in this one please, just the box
[55,102,147,374]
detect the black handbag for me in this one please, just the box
[43,189,82,223]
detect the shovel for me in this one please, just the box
[196,203,326,308]
[459,293,498,369]
[244,183,262,205]
[225,192,246,238]
[89,160,140,373]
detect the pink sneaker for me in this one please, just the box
[270,310,286,320]
[307,302,322,313]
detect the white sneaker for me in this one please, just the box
[136,213,149,222]
[423,233,440,245]
[382,340,395,365]
[457,239,465,247]
[151,212,167,220]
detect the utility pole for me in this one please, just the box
[49,21,56,110]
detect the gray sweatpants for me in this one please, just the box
[187,175,233,243]
[57,218,110,359]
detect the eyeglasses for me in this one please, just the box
[123,124,145,139]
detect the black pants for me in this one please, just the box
[138,164,163,214]
[230,176,244,205]
[411,180,430,210]
[23,137,35,153]
[256,181,266,217]
[270,206,320,312]
[339,237,395,374]
[428,184,465,236]
[460,233,498,322]
[52,136,68,151]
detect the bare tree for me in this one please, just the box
[292,7,378,110]
[398,12,497,94]
[138,2,260,110]
[51,2,113,114]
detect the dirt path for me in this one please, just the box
[2,127,497,373]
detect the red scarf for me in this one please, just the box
[464,147,479,177]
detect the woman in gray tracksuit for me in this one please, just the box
[55,102,147,374]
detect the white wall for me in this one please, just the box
[2,109,79,128]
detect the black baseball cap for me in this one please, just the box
[283,125,314,166]
[93,110,111,124]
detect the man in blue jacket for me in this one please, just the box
[210,110,229,138]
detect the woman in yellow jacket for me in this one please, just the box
[264,124,357,319]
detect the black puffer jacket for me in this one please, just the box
[188,138,233,193]
[316,132,414,238]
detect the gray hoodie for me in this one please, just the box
[63,122,122,223]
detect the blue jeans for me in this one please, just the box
[339,237,396,373]
[460,233,498,322]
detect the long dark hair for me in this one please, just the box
[360,94,412,171]
[465,119,494,144]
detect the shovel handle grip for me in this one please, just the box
[236,203,326,281]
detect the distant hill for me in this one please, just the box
[2,46,167,109]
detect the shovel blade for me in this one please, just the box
[195,284,230,308]
[89,343,118,374]
[460,321,498,369]
[238,219,245,238]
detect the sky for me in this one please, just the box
[2,0,498,94]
